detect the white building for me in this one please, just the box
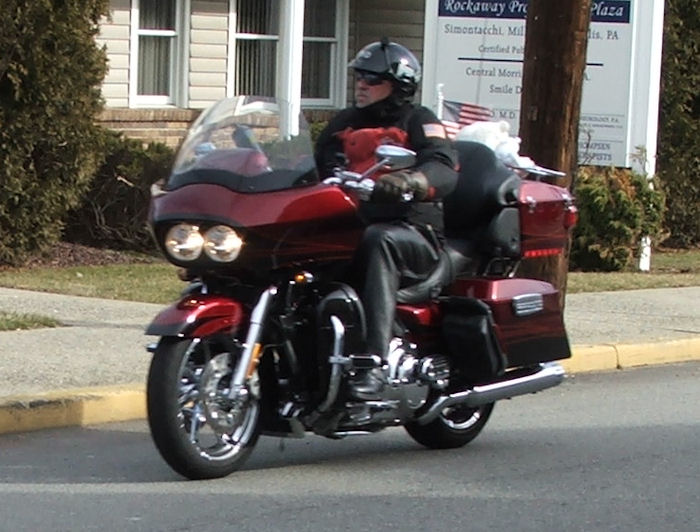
[97,0,427,146]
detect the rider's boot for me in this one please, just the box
[349,366,386,399]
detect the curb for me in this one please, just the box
[1,338,699,436]
[0,385,145,435]
[562,337,700,373]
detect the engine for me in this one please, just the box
[337,339,451,432]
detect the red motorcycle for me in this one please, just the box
[145,96,578,480]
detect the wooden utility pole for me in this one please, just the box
[518,0,592,302]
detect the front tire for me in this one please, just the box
[405,403,494,449]
[147,336,261,479]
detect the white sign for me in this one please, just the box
[422,0,664,170]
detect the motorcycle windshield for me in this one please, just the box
[167,96,319,193]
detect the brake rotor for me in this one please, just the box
[199,353,241,434]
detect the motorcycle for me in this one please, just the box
[145,96,578,480]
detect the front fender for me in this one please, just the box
[145,294,246,338]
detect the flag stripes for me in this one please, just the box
[441,99,494,139]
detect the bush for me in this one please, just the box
[309,120,328,144]
[657,0,700,246]
[0,0,109,266]
[64,132,175,252]
[570,166,666,271]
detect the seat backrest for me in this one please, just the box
[443,141,521,237]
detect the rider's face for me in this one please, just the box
[354,72,393,108]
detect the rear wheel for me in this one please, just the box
[147,336,260,479]
[405,403,494,449]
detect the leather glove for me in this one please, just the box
[371,171,430,203]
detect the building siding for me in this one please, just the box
[189,0,230,109]
[348,0,426,105]
[99,0,131,108]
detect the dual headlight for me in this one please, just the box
[164,223,243,262]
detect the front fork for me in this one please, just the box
[228,286,277,400]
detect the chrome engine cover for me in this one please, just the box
[340,339,451,430]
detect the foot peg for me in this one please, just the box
[348,353,383,369]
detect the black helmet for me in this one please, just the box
[349,37,422,97]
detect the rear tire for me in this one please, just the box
[147,337,260,480]
[405,402,494,449]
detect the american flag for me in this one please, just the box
[441,99,494,139]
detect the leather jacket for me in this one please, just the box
[315,97,458,233]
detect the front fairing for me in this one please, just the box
[149,97,363,275]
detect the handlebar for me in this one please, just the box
[323,147,417,202]
[323,169,413,202]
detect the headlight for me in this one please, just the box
[204,225,243,262]
[165,224,204,261]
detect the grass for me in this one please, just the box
[568,247,700,293]
[0,262,182,305]
[0,311,61,331]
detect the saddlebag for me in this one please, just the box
[449,278,571,368]
[441,297,507,382]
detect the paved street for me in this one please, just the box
[1,362,698,532]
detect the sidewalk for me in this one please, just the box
[1,286,698,434]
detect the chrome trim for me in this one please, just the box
[305,315,350,428]
[317,315,349,413]
[512,293,544,316]
[415,362,565,425]
[228,286,277,398]
[330,431,375,437]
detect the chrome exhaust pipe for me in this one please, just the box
[416,362,565,425]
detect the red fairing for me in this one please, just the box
[146,295,246,338]
[150,182,358,228]
[150,182,365,268]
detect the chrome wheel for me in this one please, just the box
[440,404,485,430]
[405,402,494,449]
[147,337,261,479]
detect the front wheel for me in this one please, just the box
[147,336,261,480]
[405,402,494,449]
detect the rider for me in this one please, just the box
[314,38,458,394]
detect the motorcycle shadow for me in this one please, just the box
[0,422,499,484]
[242,428,432,472]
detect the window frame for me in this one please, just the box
[227,0,348,108]
[129,0,190,108]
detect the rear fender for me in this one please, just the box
[145,295,246,338]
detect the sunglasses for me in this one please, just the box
[355,70,386,86]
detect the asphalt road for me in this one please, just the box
[1,362,698,532]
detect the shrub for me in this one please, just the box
[657,0,700,246]
[570,166,666,271]
[309,120,328,144]
[0,0,109,266]
[63,132,175,252]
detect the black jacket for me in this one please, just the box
[315,98,458,232]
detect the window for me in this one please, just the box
[130,0,187,106]
[233,0,348,107]
[233,1,280,97]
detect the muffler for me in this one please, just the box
[415,362,565,425]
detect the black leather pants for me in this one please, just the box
[351,222,441,357]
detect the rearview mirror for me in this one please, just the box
[375,145,417,170]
